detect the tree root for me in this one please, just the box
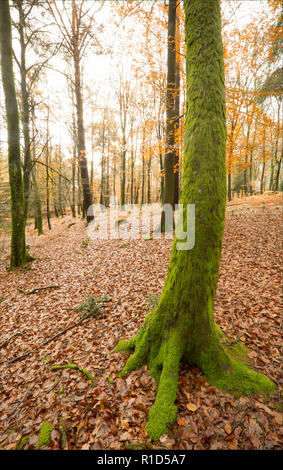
[116,312,275,441]
[116,317,183,440]
[51,364,95,382]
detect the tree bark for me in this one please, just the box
[161,0,177,231]
[73,50,93,221]
[17,0,32,222]
[0,0,30,269]
[173,4,180,205]
[116,0,274,440]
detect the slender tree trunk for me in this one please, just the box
[130,123,135,204]
[161,0,177,231]
[273,100,281,192]
[141,127,145,204]
[269,155,275,191]
[100,116,105,206]
[274,147,282,192]
[260,128,266,195]
[32,168,43,235]
[115,0,274,441]
[58,146,64,217]
[120,140,126,207]
[71,109,76,217]
[159,145,164,204]
[31,106,43,235]
[227,173,232,201]
[0,0,30,269]
[113,149,116,198]
[46,107,51,230]
[243,123,251,196]
[18,2,32,223]
[147,134,152,204]
[73,47,93,221]
[174,4,180,205]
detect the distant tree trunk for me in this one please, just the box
[159,145,164,203]
[72,6,93,222]
[45,107,51,230]
[105,137,110,208]
[71,109,76,217]
[77,155,81,215]
[113,149,116,198]
[243,123,251,196]
[17,1,32,222]
[100,116,105,206]
[273,100,281,192]
[161,0,177,231]
[120,143,126,207]
[71,152,76,217]
[115,0,275,441]
[227,173,232,201]
[147,135,152,204]
[274,146,282,192]
[260,128,266,195]
[58,146,64,217]
[0,0,30,268]
[130,122,135,204]
[174,4,180,206]
[141,127,145,204]
[90,120,95,198]
[31,105,43,235]
[32,168,43,235]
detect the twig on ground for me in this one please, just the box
[51,364,95,382]
[17,285,60,295]
[8,298,121,364]
[0,332,23,349]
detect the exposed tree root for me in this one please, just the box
[51,364,95,382]
[116,310,275,441]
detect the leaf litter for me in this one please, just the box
[0,194,282,450]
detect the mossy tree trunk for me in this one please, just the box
[116,0,275,441]
[17,0,32,223]
[0,0,30,269]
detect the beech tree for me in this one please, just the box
[0,0,32,269]
[161,0,177,231]
[47,0,96,222]
[115,0,275,440]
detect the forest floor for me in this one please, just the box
[0,193,282,450]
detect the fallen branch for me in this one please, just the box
[0,332,23,349]
[17,285,60,295]
[51,364,95,382]
[8,298,121,364]
[8,314,89,364]
[45,376,62,393]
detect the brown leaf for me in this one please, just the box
[186,403,198,412]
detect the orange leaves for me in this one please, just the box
[186,403,198,412]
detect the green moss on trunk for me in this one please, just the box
[116,0,275,441]
[0,0,32,269]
